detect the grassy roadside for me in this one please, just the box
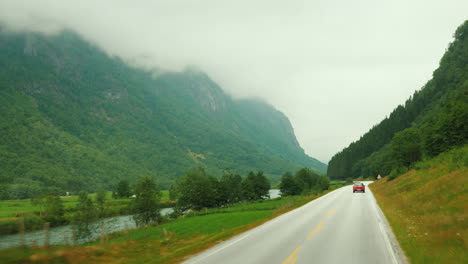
[369,146,467,264]
[329,180,347,189]
[0,190,333,264]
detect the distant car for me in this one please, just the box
[353,183,365,193]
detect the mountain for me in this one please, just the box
[327,21,468,180]
[0,29,326,199]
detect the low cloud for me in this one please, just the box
[1,0,467,162]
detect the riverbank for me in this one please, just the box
[0,191,175,236]
[0,189,330,264]
[0,208,174,250]
[0,190,281,249]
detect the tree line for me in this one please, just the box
[3,168,272,236]
[170,167,270,211]
[279,168,330,196]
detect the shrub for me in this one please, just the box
[387,167,408,181]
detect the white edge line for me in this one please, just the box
[183,234,250,264]
[368,187,402,264]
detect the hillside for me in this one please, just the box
[0,29,325,199]
[370,146,467,263]
[327,21,468,180]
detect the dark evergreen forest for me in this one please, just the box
[327,21,468,180]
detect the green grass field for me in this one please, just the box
[160,190,170,200]
[0,192,125,219]
[0,199,38,219]
[0,191,171,220]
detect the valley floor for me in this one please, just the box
[0,192,330,263]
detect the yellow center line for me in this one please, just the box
[282,246,302,264]
[307,221,324,239]
[290,256,299,264]
[282,210,336,263]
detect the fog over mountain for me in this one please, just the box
[1,0,467,161]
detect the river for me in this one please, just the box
[0,208,173,250]
[0,190,281,250]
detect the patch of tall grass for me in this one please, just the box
[370,145,467,264]
[329,180,347,189]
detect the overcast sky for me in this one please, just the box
[1,0,466,163]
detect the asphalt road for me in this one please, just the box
[183,181,407,264]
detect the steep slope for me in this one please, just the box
[231,99,326,172]
[0,29,326,198]
[370,146,467,264]
[327,21,468,180]
[149,70,325,173]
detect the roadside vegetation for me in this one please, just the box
[279,167,330,196]
[0,190,333,264]
[1,166,330,237]
[370,145,467,264]
[329,180,348,189]
[170,168,271,211]
[0,167,332,263]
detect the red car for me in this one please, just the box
[353,183,365,193]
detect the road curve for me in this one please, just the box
[183,182,407,264]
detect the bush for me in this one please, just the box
[448,147,468,171]
[43,215,67,227]
[24,214,46,231]
[387,167,408,181]
[0,214,46,235]
[279,172,300,196]
[0,219,19,235]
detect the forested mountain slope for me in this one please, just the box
[327,21,468,180]
[0,29,325,199]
